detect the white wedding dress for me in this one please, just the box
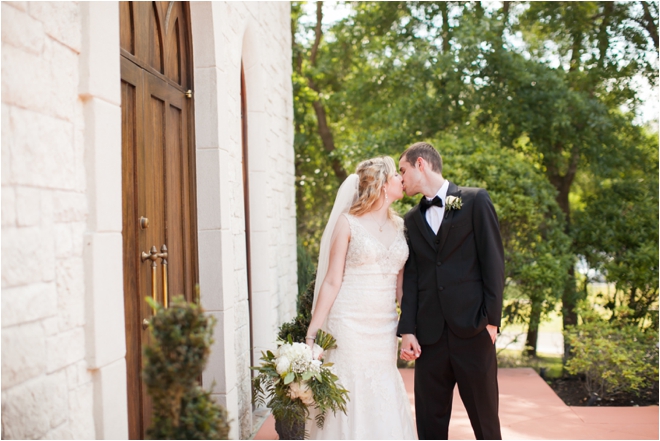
[308,213,416,440]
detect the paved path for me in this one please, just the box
[253,368,658,440]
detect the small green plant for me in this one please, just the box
[143,295,230,440]
[564,302,659,400]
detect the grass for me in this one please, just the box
[501,309,563,334]
[497,348,563,379]
[501,282,620,334]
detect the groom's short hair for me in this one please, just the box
[400,142,443,174]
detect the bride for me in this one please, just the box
[305,157,416,439]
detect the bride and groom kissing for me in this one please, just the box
[305,142,504,440]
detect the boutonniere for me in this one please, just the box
[445,195,462,211]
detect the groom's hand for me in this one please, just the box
[486,324,498,344]
[400,334,421,361]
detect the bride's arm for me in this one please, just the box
[396,268,404,306]
[306,216,351,345]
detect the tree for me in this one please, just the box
[573,129,659,328]
[512,2,658,338]
[474,49,628,341]
[290,1,658,355]
[292,2,344,258]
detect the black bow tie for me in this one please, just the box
[420,195,443,213]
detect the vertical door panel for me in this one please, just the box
[166,104,186,300]
[121,2,197,438]
[121,59,148,440]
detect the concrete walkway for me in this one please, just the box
[253,368,658,440]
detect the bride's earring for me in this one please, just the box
[384,188,389,204]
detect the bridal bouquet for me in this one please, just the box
[252,330,349,434]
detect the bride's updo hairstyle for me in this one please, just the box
[349,156,398,219]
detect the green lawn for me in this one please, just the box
[497,348,563,379]
[501,309,563,334]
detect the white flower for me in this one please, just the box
[276,343,313,375]
[291,358,309,374]
[275,355,290,375]
[446,195,462,211]
[296,342,313,357]
[311,343,324,361]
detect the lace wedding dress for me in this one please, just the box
[308,213,417,440]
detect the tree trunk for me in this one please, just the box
[309,93,347,181]
[306,1,347,182]
[597,2,613,71]
[554,182,579,361]
[546,148,580,361]
[640,1,659,50]
[525,301,542,357]
[440,2,450,54]
[569,30,582,73]
[475,1,485,20]
[310,2,323,66]
[499,2,510,41]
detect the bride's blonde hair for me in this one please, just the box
[349,156,398,219]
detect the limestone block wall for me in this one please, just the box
[2,2,295,440]
[1,2,96,438]
[191,2,296,439]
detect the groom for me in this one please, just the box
[397,142,504,440]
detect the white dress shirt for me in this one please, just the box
[424,180,449,235]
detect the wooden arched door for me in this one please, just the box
[119,2,198,438]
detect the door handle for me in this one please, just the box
[141,244,169,311]
[141,246,158,313]
[159,244,168,308]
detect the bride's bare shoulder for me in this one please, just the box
[333,214,352,239]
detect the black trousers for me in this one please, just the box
[414,326,501,440]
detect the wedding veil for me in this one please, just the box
[311,174,360,315]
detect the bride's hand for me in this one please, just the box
[400,334,421,360]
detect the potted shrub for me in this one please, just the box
[143,295,230,439]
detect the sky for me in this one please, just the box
[298,1,659,127]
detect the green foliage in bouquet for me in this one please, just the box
[143,295,230,440]
[278,276,315,343]
[564,301,659,401]
[252,329,348,436]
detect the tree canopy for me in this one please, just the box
[292,1,658,355]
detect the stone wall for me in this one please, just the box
[1,2,295,439]
[190,2,296,439]
[1,2,96,438]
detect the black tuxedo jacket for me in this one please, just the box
[397,182,504,345]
